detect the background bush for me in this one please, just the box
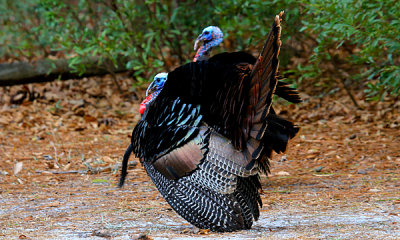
[1,0,399,100]
[299,0,400,100]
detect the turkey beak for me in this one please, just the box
[146,81,156,96]
[194,33,204,50]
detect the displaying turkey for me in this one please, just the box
[120,12,300,232]
[193,24,301,104]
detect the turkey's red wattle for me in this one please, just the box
[139,96,151,115]
[139,92,160,115]
[139,102,146,115]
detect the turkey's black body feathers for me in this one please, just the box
[145,162,262,231]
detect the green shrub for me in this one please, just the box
[1,0,398,100]
[298,0,400,100]
[0,0,299,80]
[0,1,55,59]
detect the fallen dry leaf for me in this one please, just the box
[276,171,290,176]
[23,216,33,221]
[13,162,23,175]
[46,201,61,207]
[198,229,211,235]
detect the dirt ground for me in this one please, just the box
[0,75,399,239]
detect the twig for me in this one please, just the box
[50,141,61,168]
[107,66,123,94]
[337,69,361,109]
[84,161,138,174]
[35,170,86,174]
[35,161,137,175]
[330,60,361,110]
[341,78,361,109]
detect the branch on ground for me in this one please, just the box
[0,57,130,86]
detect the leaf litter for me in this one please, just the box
[0,74,399,239]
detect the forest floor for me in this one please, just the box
[0,75,399,240]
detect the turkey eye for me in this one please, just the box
[156,79,160,82]
[204,31,209,35]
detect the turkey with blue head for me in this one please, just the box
[120,12,300,232]
[193,24,301,104]
[138,72,168,115]
[193,26,223,62]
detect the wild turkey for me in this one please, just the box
[194,24,301,104]
[120,12,299,232]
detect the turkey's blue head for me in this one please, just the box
[193,26,223,62]
[139,72,168,115]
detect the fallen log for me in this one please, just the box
[0,57,129,86]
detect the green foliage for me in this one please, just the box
[1,0,399,100]
[0,1,53,58]
[299,0,400,100]
[0,0,298,79]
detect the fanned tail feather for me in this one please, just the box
[241,12,285,171]
[275,81,302,103]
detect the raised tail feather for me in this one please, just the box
[241,12,290,172]
[275,81,302,104]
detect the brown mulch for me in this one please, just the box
[0,75,399,239]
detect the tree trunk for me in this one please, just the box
[0,57,129,86]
